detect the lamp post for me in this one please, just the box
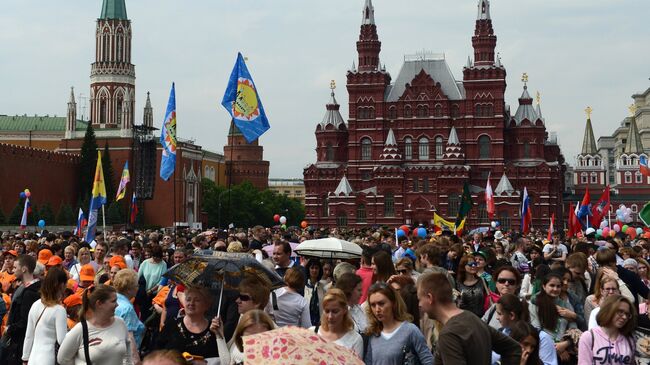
[217,189,231,230]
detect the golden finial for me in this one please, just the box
[521,73,529,85]
[585,106,593,120]
[629,103,637,117]
[330,80,336,90]
[535,91,541,105]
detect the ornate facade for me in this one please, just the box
[304,0,565,230]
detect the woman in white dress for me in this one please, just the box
[310,288,363,358]
[22,266,69,364]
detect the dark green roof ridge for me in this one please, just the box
[100,0,128,20]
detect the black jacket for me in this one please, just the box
[6,280,41,342]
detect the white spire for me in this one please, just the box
[495,172,515,196]
[477,0,491,20]
[448,126,460,145]
[143,91,153,127]
[466,56,472,68]
[495,53,502,67]
[362,0,375,25]
[351,60,357,72]
[334,175,353,196]
[385,128,397,146]
[68,86,76,104]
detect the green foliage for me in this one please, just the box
[107,201,125,225]
[9,201,23,225]
[56,204,76,225]
[79,124,99,202]
[0,202,5,225]
[102,143,116,204]
[38,203,55,225]
[201,179,305,229]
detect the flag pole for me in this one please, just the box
[102,205,106,236]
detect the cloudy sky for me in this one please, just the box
[1,0,648,178]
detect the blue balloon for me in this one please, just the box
[396,229,406,238]
[19,192,26,199]
[417,227,427,238]
[38,219,45,228]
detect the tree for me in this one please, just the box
[38,203,55,226]
[56,203,76,225]
[0,202,5,225]
[9,200,23,225]
[102,142,116,204]
[107,201,125,225]
[79,123,99,202]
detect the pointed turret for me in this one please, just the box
[334,175,354,196]
[357,0,381,72]
[580,113,598,155]
[319,82,346,130]
[380,129,401,160]
[625,117,644,154]
[466,56,472,69]
[448,126,460,145]
[495,172,516,196]
[535,91,543,119]
[472,0,496,66]
[66,87,77,138]
[443,126,465,162]
[143,92,153,127]
[513,74,540,125]
[100,0,128,20]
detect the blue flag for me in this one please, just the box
[160,83,177,181]
[221,53,270,143]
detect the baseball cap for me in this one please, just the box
[63,294,82,308]
[109,256,127,270]
[3,250,18,257]
[472,251,488,260]
[585,228,596,236]
[46,255,63,267]
[79,264,95,282]
[37,249,53,265]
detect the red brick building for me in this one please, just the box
[224,122,269,190]
[304,0,566,230]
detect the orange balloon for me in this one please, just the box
[300,220,308,229]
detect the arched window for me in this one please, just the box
[116,35,123,61]
[423,178,430,193]
[478,135,491,159]
[361,138,372,160]
[357,107,366,119]
[326,143,334,161]
[336,212,348,227]
[417,105,428,118]
[580,173,588,184]
[404,137,413,160]
[451,104,460,118]
[388,106,397,120]
[478,203,487,224]
[116,96,123,126]
[625,171,632,183]
[590,172,598,184]
[434,104,443,117]
[102,34,109,61]
[100,99,107,124]
[475,104,482,117]
[384,193,395,217]
[413,179,419,192]
[418,137,429,160]
[435,136,443,159]
[404,105,412,118]
[636,172,643,183]
[523,143,530,158]
[368,107,375,119]
[448,194,459,216]
[356,204,367,223]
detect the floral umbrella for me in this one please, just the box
[243,326,363,365]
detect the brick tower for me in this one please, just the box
[224,121,269,190]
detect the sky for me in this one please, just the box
[1,0,648,178]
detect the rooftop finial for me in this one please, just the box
[362,0,375,25]
[477,0,491,20]
[521,73,529,88]
[535,91,541,105]
[330,80,336,97]
[629,103,637,117]
[585,106,593,120]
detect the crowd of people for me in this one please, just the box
[0,224,648,364]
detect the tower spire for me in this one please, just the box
[357,0,381,72]
[580,107,597,155]
[66,87,77,138]
[143,91,153,127]
[625,115,644,154]
[100,0,128,20]
[472,0,497,66]
[477,0,491,20]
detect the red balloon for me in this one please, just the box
[399,225,410,235]
[273,214,280,222]
[300,220,308,229]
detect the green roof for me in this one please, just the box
[100,0,128,20]
[0,115,89,132]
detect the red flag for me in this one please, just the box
[485,173,495,219]
[590,185,610,227]
[568,202,579,237]
[547,213,555,241]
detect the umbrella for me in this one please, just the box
[243,326,363,365]
[164,251,285,316]
[262,241,299,257]
[294,237,362,259]
[468,227,490,235]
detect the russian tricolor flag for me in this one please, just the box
[19,197,31,229]
[521,187,532,233]
[75,208,87,237]
[640,156,650,177]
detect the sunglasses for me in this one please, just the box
[466,262,478,267]
[238,294,252,302]
[497,278,517,285]
[397,269,409,275]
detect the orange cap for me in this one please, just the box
[63,293,82,308]
[79,264,95,282]
[66,278,77,291]
[37,249,53,265]
[3,250,18,257]
[109,255,127,270]
[46,255,63,267]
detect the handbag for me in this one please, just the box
[401,344,422,365]
[481,278,500,312]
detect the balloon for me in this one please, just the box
[281,224,287,230]
[399,225,410,235]
[491,221,497,228]
[19,192,26,198]
[596,229,603,237]
[25,192,31,198]
[627,227,637,239]
[273,214,280,222]
[396,229,406,238]
[600,221,608,229]
[613,224,621,232]
[300,220,308,229]
[279,216,287,224]
[622,225,629,233]
[495,221,500,227]
[417,227,427,238]
[602,227,610,237]
[24,189,30,193]
[637,228,644,236]
[610,230,616,237]
[625,216,633,223]
[37,220,45,228]
[626,208,632,215]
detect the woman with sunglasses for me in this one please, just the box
[577,295,636,365]
[235,276,271,317]
[364,283,433,365]
[456,255,487,317]
[483,266,521,329]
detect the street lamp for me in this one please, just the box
[217,189,231,230]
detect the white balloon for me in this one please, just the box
[626,208,632,215]
[491,221,497,228]
[625,216,633,223]
[279,216,287,224]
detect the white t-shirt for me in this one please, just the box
[57,317,133,365]
[22,300,68,363]
[542,243,568,259]
[310,326,364,359]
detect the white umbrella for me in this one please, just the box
[294,237,362,259]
